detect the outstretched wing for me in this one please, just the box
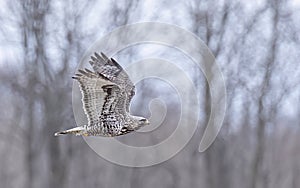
[89,52,135,112]
[72,69,127,127]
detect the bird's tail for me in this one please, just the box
[54,126,88,136]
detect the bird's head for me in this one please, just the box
[132,116,150,130]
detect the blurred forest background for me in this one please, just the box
[0,0,300,188]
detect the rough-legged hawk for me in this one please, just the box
[54,52,149,137]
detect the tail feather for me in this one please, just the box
[54,126,87,136]
[54,130,68,136]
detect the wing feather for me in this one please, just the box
[73,69,128,128]
[89,52,135,112]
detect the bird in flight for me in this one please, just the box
[54,52,149,137]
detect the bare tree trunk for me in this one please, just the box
[25,101,35,188]
[250,1,279,188]
[19,0,50,187]
[189,1,230,187]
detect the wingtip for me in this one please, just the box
[110,57,118,64]
[100,52,109,60]
[94,52,101,59]
[84,68,93,73]
[110,57,122,69]
[78,69,86,74]
[92,56,98,61]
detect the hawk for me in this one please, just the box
[54,52,149,137]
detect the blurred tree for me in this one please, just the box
[0,0,300,188]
